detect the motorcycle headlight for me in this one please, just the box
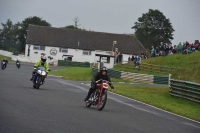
[41,71,46,76]
[103,83,108,89]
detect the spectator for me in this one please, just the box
[165,44,169,55]
[134,55,141,69]
[118,52,123,63]
[155,47,160,56]
[151,46,155,57]
[191,43,196,51]
[141,51,145,59]
[194,40,200,51]
[172,45,177,54]
[177,42,182,53]
[128,54,132,62]
[169,44,173,55]
[144,51,148,59]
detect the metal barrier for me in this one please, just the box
[169,79,200,103]
[58,60,90,67]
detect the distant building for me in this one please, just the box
[25,25,146,68]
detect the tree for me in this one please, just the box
[18,16,51,52]
[63,16,81,30]
[73,16,81,28]
[0,19,20,52]
[132,9,175,49]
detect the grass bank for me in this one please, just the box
[114,52,200,83]
[0,55,12,62]
[111,84,200,122]
[49,67,129,82]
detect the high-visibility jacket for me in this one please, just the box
[34,60,49,72]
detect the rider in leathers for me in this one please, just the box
[84,66,114,102]
[1,58,8,68]
[30,56,50,81]
[16,60,20,67]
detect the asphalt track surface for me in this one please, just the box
[0,63,200,133]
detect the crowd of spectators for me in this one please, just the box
[127,40,199,69]
[150,40,200,57]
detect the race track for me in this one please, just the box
[0,63,199,133]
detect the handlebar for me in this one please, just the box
[95,79,111,84]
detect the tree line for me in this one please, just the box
[0,9,174,54]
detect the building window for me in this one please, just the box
[33,45,45,50]
[83,50,92,55]
[59,48,68,53]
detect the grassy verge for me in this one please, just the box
[0,55,12,62]
[114,52,200,83]
[111,84,200,122]
[50,67,130,82]
[50,67,92,81]
[114,63,168,76]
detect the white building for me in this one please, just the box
[25,25,147,68]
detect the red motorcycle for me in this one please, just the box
[85,79,109,111]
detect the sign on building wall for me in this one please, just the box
[50,48,57,56]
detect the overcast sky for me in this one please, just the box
[0,0,199,45]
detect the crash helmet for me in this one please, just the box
[100,66,107,73]
[41,56,47,63]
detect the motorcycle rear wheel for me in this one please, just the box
[85,93,94,108]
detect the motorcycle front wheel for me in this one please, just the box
[36,76,42,89]
[97,90,107,111]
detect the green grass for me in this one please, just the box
[50,67,92,81]
[50,67,129,82]
[0,55,12,62]
[111,84,200,121]
[114,52,200,83]
[114,62,168,76]
[142,52,200,68]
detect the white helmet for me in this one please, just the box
[41,56,47,63]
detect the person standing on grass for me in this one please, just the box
[177,42,182,53]
[151,46,155,57]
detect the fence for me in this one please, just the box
[169,79,200,103]
[58,60,90,67]
[92,68,169,85]
[119,62,178,74]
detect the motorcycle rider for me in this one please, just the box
[84,66,114,102]
[1,58,8,68]
[30,56,50,81]
[16,60,20,67]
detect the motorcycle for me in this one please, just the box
[85,79,109,111]
[16,62,20,69]
[1,62,6,70]
[32,67,48,89]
